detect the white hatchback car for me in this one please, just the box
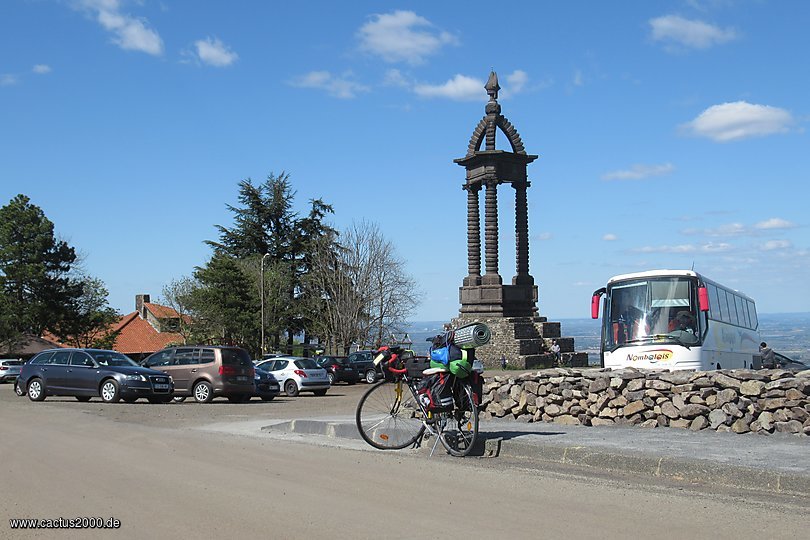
[255,356,330,397]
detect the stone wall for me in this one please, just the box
[481,367,810,436]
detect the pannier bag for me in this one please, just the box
[417,373,454,411]
[429,343,463,365]
[430,349,472,378]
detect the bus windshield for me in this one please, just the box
[605,277,701,351]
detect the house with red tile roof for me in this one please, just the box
[112,294,187,360]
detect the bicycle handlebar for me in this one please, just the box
[373,347,407,375]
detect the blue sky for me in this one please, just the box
[1,1,808,321]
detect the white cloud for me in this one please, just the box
[357,10,458,64]
[32,64,51,74]
[383,69,409,87]
[704,223,746,237]
[0,74,18,86]
[573,69,583,87]
[754,217,797,230]
[631,242,732,254]
[761,240,792,251]
[77,0,163,56]
[649,14,737,50]
[602,162,674,181]
[602,234,618,241]
[290,71,370,99]
[682,101,794,142]
[535,232,553,241]
[194,37,238,67]
[506,70,528,93]
[413,74,483,101]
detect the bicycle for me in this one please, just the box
[355,347,479,457]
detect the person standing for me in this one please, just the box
[551,340,561,365]
[759,342,776,369]
[500,355,507,369]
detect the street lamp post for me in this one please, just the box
[260,253,271,355]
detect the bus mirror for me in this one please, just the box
[698,287,710,312]
[591,294,601,319]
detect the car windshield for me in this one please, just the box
[295,359,319,370]
[90,351,137,367]
[2,360,22,366]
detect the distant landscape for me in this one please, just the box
[406,313,810,365]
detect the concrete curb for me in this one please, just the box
[486,437,810,497]
[262,417,810,497]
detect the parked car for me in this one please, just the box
[346,350,386,384]
[315,355,359,385]
[0,358,23,383]
[142,346,255,403]
[18,349,173,403]
[255,356,330,397]
[253,366,281,401]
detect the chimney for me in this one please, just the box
[135,294,151,319]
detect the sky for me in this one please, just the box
[1,0,808,322]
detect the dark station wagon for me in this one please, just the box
[18,348,174,403]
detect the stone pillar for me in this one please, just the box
[464,184,481,286]
[513,181,532,285]
[482,178,502,285]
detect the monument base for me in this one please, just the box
[452,315,589,370]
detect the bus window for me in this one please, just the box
[748,300,758,329]
[707,283,720,320]
[727,291,740,325]
[736,295,749,328]
[718,289,730,322]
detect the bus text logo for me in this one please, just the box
[627,349,673,363]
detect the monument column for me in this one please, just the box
[513,180,532,285]
[482,178,501,285]
[464,184,482,286]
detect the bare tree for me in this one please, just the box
[160,277,196,345]
[307,221,420,354]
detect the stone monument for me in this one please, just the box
[452,71,588,369]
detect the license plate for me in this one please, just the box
[154,384,170,390]
[268,385,279,391]
[236,376,249,383]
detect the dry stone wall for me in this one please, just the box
[481,367,810,437]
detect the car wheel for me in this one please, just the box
[284,380,299,397]
[365,370,377,384]
[261,395,275,402]
[172,396,186,403]
[15,381,25,396]
[327,372,335,385]
[193,381,213,403]
[313,389,328,396]
[76,396,92,402]
[27,378,46,402]
[100,379,121,403]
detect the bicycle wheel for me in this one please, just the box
[356,380,425,450]
[438,383,479,457]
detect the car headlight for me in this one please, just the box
[125,374,147,382]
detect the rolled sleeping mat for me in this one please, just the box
[453,323,491,348]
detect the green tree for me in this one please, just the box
[0,194,81,341]
[187,253,259,352]
[52,276,120,348]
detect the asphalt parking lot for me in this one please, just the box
[2,377,371,429]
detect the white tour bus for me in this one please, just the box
[591,270,760,371]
